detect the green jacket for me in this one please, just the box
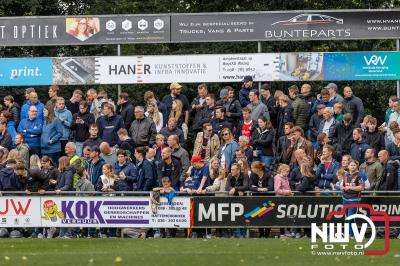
[292,94,310,130]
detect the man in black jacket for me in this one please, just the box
[190,84,208,132]
[71,100,95,156]
[158,147,182,190]
[82,124,103,151]
[216,87,242,131]
[377,150,398,191]
[0,159,20,191]
[117,92,134,130]
[210,106,232,135]
[343,86,365,127]
[331,113,355,155]
[192,94,216,133]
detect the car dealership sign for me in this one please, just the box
[0,9,400,46]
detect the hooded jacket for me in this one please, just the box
[343,95,365,127]
[377,161,398,191]
[43,166,60,191]
[210,118,232,136]
[71,110,95,142]
[250,127,274,157]
[363,130,385,152]
[56,166,74,191]
[17,117,43,148]
[20,100,44,122]
[274,174,292,196]
[311,98,337,114]
[292,94,311,130]
[54,107,72,140]
[113,161,138,191]
[359,159,383,190]
[41,117,63,154]
[0,167,21,191]
[97,114,125,146]
[21,168,48,192]
[332,122,355,154]
[350,139,370,164]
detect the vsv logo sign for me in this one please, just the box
[363,55,387,66]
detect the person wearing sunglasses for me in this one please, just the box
[217,128,238,173]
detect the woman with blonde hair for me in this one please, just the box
[96,164,118,192]
[209,157,223,181]
[146,101,163,133]
[218,128,239,172]
[169,99,184,128]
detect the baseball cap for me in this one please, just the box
[220,88,229,98]
[324,83,338,90]
[242,75,253,82]
[170,82,182,90]
[191,155,203,163]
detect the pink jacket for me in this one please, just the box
[274,174,292,196]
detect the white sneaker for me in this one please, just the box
[37,233,44,239]
[295,233,301,239]
[280,235,290,239]
[154,232,161,239]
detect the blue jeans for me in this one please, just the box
[232,228,246,238]
[343,198,360,237]
[76,142,84,157]
[59,228,71,238]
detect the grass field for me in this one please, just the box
[0,238,399,266]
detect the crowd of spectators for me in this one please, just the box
[0,78,398,239]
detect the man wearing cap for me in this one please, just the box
[84,146,106,187]
[325,83,344,103]
[162,82,190,126]
[20,91,45,122]
[239,75,256,107]
[180,155,209,194]
[216,86,242,129]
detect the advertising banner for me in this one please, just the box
[324,51,400,80]
[0,15,170,46]
[193,196,400,228]
[1,10,400,46]
[171,10,400,42]
[0,58,53,86]
[1,51,399,86]
[0,196,190,228]
[94,53,279,84]
[0,197,42,227]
